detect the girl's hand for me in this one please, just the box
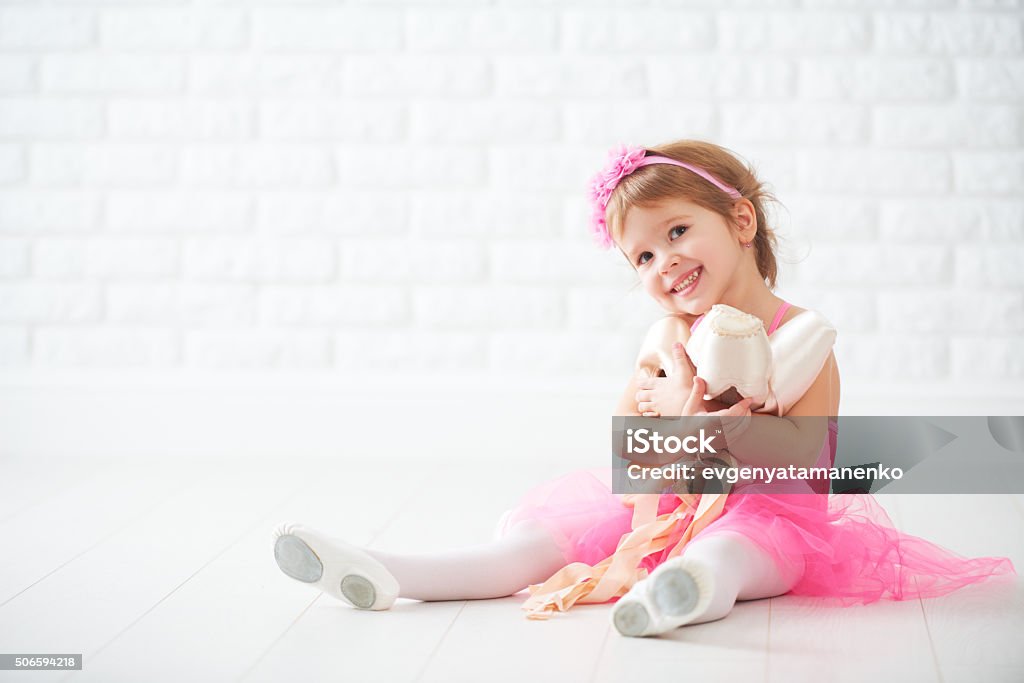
[635,342,693,417]
[682,377,753,418]
[684,376,754,434]
[680,377,754,455]
[627,375,754,469]
[635,342,738,417]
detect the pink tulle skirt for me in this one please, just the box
[495,464,1017,607]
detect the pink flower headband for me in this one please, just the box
[587,144,743,249]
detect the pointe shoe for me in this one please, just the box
[686,304,771,408]
[272,522,400,611]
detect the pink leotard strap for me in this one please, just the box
[766,300,791,336]
[689,300,791,336]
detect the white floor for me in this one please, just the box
[0,456,1021,683]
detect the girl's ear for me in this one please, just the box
[730,200,758,242]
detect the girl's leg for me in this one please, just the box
[365,520,569,601]
[273,519,569,608]
[666,530,803,624]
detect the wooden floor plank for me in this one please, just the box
[595,599,770,682]
[896,494,1024,679]
[0,463,308,682]
[894,494,1024,573]
[420,596,611,683]
[371,458,565,552]
[0,457,116,523]
[245,594,466,683]
[0,461,202,607]
[767,595,939,682]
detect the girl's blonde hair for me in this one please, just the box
[605,139,782,290]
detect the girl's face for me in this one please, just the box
[617,197,751,315]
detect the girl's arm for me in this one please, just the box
[715,352,840,469]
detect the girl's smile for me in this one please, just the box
[668,266,702,296]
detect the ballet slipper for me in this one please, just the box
[272,522,400,611]
[756,306,837,415]
[610,574,661,637]
[612,554,720,637]
[685,305,772,409]
[634,315,692,380]
[648,554,720,627]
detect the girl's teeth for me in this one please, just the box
[673,270,699,292]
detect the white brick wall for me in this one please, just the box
[0,0,1022,417]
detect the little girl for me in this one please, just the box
[272,139,1017,637]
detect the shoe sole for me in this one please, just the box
[652,564,700,617]
[612,600,651,637]
[275,534,323,582]
[274,533,377,609]
[339,575,377,610]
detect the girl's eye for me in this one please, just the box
[637,226,688,266]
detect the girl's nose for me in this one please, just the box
[660,253,679,274]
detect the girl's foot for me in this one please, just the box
[611,555,718,637]
[611,576,660,637]
[272,522,400,610]
[649,555,716,625]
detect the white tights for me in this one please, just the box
[670,530,804,625]
[365,522,803,616]
[364,521,569,601]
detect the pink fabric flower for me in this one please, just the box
[587,144,647,249]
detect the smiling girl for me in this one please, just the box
[272,139,1015,637]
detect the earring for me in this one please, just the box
[743,242,753,249]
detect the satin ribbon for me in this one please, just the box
[520,492,727,620]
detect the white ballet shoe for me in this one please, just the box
[611,555,718,637]
[611,575,663,638]
[648,555,718,627]
[686,304,772,408]
[272,522,400,611]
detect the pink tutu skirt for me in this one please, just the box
[495,423,1016,607]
